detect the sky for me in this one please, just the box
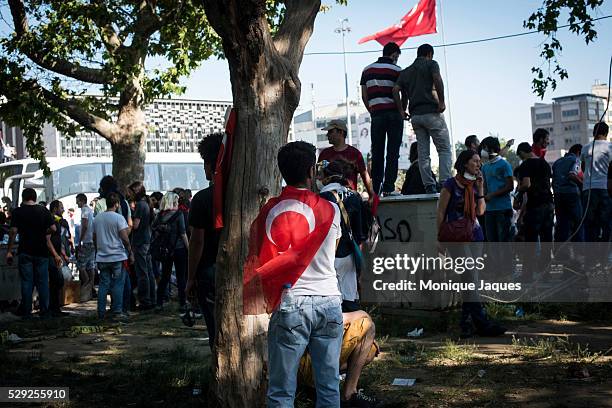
[179,0,612,145]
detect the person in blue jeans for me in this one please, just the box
[93,192,134,319]
[481,137,514,243]
[6,188,57,319]
[552,144,584,242]
[393,44,452,194]
[266,142,344,407]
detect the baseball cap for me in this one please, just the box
[321,119,347,133]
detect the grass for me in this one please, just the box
[4,301,612,407]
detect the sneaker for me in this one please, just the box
[341,389,381,408]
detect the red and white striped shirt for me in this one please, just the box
[360,57,402,115]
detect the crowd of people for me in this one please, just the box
[1,40,610,408]
[3,133,224,329]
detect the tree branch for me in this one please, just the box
[7,0,108,84]
[272,0,321,68]
[201,0,273,66]
[41,90,117,141]
[90,0,124,54]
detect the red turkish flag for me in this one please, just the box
[358,0,437,46]
[243,186,335,314]
[213,108,236,231]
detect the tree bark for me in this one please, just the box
[110,100,147,191]
[201,1,321,406]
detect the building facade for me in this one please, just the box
[531,92,607,162]
[2,98,233,160]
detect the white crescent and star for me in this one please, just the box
[265,199,316,247]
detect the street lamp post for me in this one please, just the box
[335,18,352,145]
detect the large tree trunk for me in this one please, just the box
[212,59,298,408]
[110,134,146,193]
[110,79,147,191]
[201,1,321,406]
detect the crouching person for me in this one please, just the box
[299,310,380,408]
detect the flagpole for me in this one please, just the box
[438,0,455,161]
[335,18,353,146]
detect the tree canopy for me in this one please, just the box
[0,0,223,170]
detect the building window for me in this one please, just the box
[535,112,552,121]
[562,109,579,118]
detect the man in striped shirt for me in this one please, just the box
[360,42,404,196]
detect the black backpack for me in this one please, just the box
[150,211,181,262]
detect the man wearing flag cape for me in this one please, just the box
[243,141,344,407]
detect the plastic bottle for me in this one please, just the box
[280,283,294,311]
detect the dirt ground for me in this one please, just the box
[1,302,612,407]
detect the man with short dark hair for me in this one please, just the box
[186,132,223,351]
[552,144,584,242]
[93,192,133,320]
[360,42,403,195]
[532,128,550,159]
[318,120,375,201]
[581,122,611,244]
[465,135,480,151]
[256,141,343,407]
[76,193,96,301]
[6,188,57,319]
[393,43,452,194]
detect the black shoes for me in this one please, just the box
[341,389,381,408]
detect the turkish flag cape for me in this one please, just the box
[243,186,335,315]
[213,108,236,231]
[358,0,437,46]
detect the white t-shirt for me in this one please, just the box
[93,211,129,263]
[581,140,612,190]
[80,205,94,244]
[293,204,342,297]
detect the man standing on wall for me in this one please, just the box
[393,43,452,194]
[360,42,403,196]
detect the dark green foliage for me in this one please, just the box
[525,0,605,98]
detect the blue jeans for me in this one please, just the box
[411,113,452,190]
[582,189,611,242]
[97,261,125,317]
[370,111,404,194]
[554,193,584,242]
[267,295,343,408]
[18,254,49,316]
